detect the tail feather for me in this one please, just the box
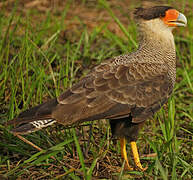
[6,115,52,126]
[6,98,58,134]
[10,119,56,135]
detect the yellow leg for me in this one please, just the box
[130,141,147,171]
[120,137,133,170]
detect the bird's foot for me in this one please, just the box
[120,138,133,171]
[120,138,148,171]
[124,160,133,171]
[134,161,148,171]
[130,141,147,171]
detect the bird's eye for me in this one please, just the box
[161,12,166,18]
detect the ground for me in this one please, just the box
[0,0,192,179]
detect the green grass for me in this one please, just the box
[0,0,193,179]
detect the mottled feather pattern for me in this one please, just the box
[52,59,173,125]
[8,6,178,134]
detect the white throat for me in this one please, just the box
[138,18,175,51]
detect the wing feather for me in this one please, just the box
[52,61,172,125]
[7,59,173,133]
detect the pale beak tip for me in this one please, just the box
[177,13,187,27]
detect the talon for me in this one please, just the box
[130,141,147,171]
[120,137,133,170]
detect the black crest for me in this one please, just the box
[134,6,173,20]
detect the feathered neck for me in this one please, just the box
[137,18,175,52]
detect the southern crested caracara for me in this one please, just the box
[7,5,187,170]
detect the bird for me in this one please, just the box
[7,5,187,171]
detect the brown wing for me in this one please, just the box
[52,61,173,125]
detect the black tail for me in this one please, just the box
[7,98,58,134]
[10,118,56,135]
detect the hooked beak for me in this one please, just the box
[172,13,187,27]
[162,9,187,27]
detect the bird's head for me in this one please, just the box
[134,6,187,31]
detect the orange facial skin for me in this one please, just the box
[161,9,180,27]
